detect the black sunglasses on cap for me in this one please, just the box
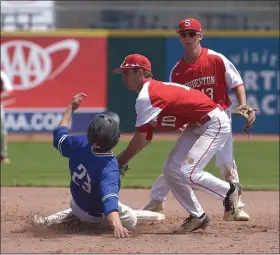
[179,31,200,38]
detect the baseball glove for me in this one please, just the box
[119,164,129,177]
[232,104,258,133]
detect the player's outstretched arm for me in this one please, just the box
[53,93,87,158]
[58,93,87,128]
[100,168,130,238]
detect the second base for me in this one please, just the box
[133,209,165,221]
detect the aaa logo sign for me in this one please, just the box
[1,39,79,90]
[1,35,107,109]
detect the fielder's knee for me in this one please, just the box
[162,160,175,181]
[162,160,184,185]
[180,157,202,185]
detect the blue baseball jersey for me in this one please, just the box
[53,126,120,216]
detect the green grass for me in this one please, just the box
[1,140,279,191]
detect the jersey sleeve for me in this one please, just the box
[221,55,243,89]
[135,84,162,128]
[53,126,81,158]
[100,162,120,216]
[1,71,13,92]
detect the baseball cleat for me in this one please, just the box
[33,215,49,226]
[223,183,242,221]
[140,200,165,212]
[33,210,76,226]
[224,208,250,221]
[175,213,211,233]
[234,209,250,221]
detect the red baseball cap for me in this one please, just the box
[113,54,151,73]
[177,18,202,33]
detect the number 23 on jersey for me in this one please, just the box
[72,164,92,193]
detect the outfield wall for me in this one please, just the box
[1,30,279,134]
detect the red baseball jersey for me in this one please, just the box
[135,79,217,135]
[169,48,243,109]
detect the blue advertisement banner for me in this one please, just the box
[166,37,279,134]
[4,110,100,133]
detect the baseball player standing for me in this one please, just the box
[114,54,241,232]
[34,93,137,238]
[141,18,250,221]
[1,71,14,164]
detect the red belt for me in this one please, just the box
[195,105,223,127]
[195,115,211,127]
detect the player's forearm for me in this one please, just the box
[232,85,246,105]
[118,132,151,166]
[59,105,73,127]
[106,210,123,229]
[58,93,87,127]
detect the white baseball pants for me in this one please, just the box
[149,109,245,209]
[161,107,231,217]
[42,198,137,229]
[215,109,240,184]
[70,198,137,229]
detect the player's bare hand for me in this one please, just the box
[69,93,87,111]
[113,225,131,238]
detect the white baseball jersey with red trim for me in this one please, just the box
[169,48,243,109]
[132,79,233,217]
[135,79,217,136]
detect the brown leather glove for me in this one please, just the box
[232,104,258,133]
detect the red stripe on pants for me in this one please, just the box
[189,118,224,198]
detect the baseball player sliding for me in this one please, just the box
[1,71,14,164]
[34,93,164,238]
[114,54,242,232]
[141,18,256,221]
